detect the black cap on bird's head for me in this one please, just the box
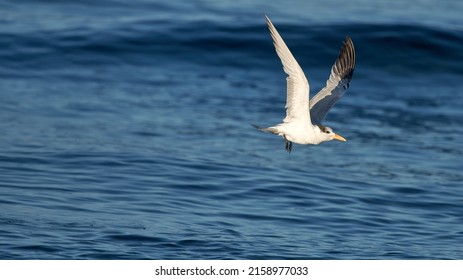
[317,124,346,142]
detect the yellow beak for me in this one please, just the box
[334,134,347,142]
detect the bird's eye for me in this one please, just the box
[325,131,330,134]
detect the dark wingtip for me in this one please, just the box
[334,36,356,79]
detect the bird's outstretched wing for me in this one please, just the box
[266,15,311,125]
[309,37,355,125]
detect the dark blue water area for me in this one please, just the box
[0,0,462,259]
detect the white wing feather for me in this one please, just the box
[266,16,311,125]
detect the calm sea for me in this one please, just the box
[0,0,462,259]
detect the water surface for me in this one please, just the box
[0,0,462,259]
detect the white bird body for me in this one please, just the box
[265,123,324,145]
[255,16,356,152]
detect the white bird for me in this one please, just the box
[254,15,356,153]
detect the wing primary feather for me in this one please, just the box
[333,36,355,81]
[309,36,356,124]
[265,15,311,125]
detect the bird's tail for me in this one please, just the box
[251,124,278,134]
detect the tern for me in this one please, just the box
[254,16,356,153]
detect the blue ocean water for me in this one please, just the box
[0,0,462,259]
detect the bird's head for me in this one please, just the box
[317,125,346,143]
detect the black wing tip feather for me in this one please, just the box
[335,36,356,80]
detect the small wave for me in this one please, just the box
[1,20,461,76]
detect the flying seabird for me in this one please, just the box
[254,15,356,153]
